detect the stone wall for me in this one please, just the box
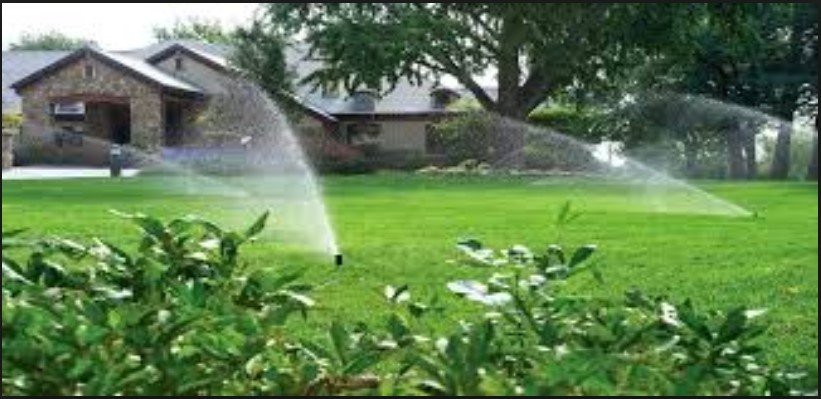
[17,54,164,165]
[155,54,242,145]
[2,132,14,170]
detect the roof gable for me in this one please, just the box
[124,40,232,62]
[145,43,230,73]
[11,47,203,98]
[3,51,70,112]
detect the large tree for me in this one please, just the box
[627,3,817,180]
[260,3,683,120]
[9,32,93,51]
[763,3,817,180]
[803,6,819,181]
[670,4,778,180]
[231,22,293,101]
[810,128,819,181]
[256,3,685,163]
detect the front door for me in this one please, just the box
[110,105,131,145]
[165,102,184,147]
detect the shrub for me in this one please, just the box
[436,239,817,396]
[528,106,604,143]
[303,134,436,175]
[3,210,817,396]
[302,134,375,175]
[432,112,602,172]
[2,113,23,131]
[417,159,493,176]
[430,112,500,165]
[2,213,315,396]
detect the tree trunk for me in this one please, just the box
[727,126,747,180]
[684,142,700,178]
[493,11,527,169]
[771,121,793,180]
[809,122,818,181]
[742,125,757,180]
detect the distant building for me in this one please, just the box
[2,40,472,166]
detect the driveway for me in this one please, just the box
[2,167,140,181]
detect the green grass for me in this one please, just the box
[2,174,817,368]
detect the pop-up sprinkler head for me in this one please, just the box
[335,254,344,267]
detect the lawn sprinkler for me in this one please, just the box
[335,253,344,267]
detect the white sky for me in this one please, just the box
[2,3,260,51]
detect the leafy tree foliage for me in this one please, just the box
[231,22,294,101]
[9,32,94,51]
[257,3,685,121]
[153,18,234,44]
[809,132,818,181]
[602,3,817,180]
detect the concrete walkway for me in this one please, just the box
[2,167,140,181]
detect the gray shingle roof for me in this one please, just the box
[3,51,70,113]
[6,47,203,105]
[3,40,492,117]
[123,40,233,64]
[97,49,202,94]
[285,45,454,116]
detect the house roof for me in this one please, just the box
[284,44,459,117]
[10,47,203,97]
[145,43,230,72]
[3,40,493,118]
[2,51,70,112]
[122,40,233,62]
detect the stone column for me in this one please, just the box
[130,93,164,152]
[2,131,15,170]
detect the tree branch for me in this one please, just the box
[457,72,497,111]
[518,70,553,113]
[418,55,497,112]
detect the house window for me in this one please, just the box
[84,64,95,79]
[346,123,382,145]
[175,57,185,72]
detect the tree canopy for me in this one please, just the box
[239,3,817,179]
[9,32,94,51]
[231,22,293,101]
[257,3,689,120]
[153,18,234,44]
[584,3,817,180]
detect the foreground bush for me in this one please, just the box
[2,113,23,131]
[2,212,817,396]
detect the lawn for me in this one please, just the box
[2,174,817,369]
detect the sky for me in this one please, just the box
[2,3,260,51]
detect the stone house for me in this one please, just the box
[2,41,470,166]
